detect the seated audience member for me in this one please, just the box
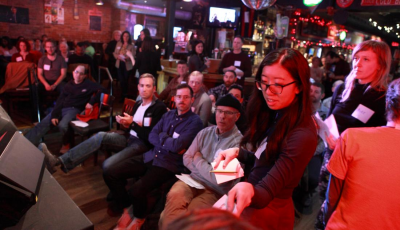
[83,41,95,58]
[109,84,203,229]
[41,73,166,174]
[209,85,247,133]
[158,60,189,105]
[166,208,260,230]
[208,70,238,105]
[11,39,35,63]
[27,39,43,64]
[25,65,104,147]
[159,94,243,229]
[0,36,17,61]
[188,39,210,73]
[68,42,95,78]
[322,80,343,110]
[37,39,67,92]
[293,80,328,214]
[33,39,44,54]
[59,41,70,63]
[188,71,212,127]
[323,78,400,230]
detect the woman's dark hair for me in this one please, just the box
[167,208,259,230]
[141,36,154,52]
[120,31,132,44]
[241,48,312,163]
[191,39,205,55]
[141,28,151,37]
[386,78,400,122]
[1,36,13,49]
[16,39,31,52]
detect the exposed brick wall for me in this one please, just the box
[0,0,124,43]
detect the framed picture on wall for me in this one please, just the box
[89,15,101,31]
[144,16,165,39]
[0,4,29,24]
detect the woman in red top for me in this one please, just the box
[11,40,35,63]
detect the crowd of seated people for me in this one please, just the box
[2,33,398,230]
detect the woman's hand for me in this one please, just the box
[213,147,239,169]
[325,132,338,150]
[227,182,254,216]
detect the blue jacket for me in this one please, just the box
[144,109,203,174]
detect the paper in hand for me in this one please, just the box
[211,158,244,184]
[213,194,238,214]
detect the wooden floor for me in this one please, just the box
[6,90,320,230]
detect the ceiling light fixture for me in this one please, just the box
[95,0,103,5]
[183,0,192,2]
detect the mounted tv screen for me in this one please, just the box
[208,7,239,28]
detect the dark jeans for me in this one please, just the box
[117,62,131,99]
[103,155,175,218]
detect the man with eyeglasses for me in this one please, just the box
[188,71,212,127]
[104,84,203,230]
[25,65,105,147]
[159,93,243,229]
[208,70,239,105]
[37,39,67,92]
[218,36,252,87]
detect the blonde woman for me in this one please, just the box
[316,40,391,229]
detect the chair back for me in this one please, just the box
[122,98,136,115]
[0,62,36,93]
[168,96,176,110]
[99,93,115,129]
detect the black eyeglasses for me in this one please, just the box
[255,81,297,95]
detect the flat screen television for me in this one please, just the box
[207,6,239,28]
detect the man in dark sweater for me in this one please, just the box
[218,36,252,87]
[40,73,167,174]
[26,65,104,146]
[68,42,96,79]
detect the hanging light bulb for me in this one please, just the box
[95,0,103,5]
[241,0,277,10]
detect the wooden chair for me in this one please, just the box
[116,98,136,131]
[0,62,40,123]
[69,93,115,165]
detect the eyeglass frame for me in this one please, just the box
[215,108,239,116]
[255,80,297,95]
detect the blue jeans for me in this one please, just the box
[60,132,148,173]
[25,107,80,146]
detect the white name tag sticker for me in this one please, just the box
[130,129,138,137]
[173,132,180,139]
[117,46,121,49]
[16,57,22,62]
[143,117,151,127]
[44,64,51,70]
[351,104,374,124]
[181,81,187,84]
[234,61,241,67]
[191,107,195,112]
[65,58,68,63]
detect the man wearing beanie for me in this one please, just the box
[159,94,243,229]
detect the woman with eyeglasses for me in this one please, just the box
[315,40,391,229]
[214,48,318,229]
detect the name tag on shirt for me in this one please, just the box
[130,129,138,137]
[234,60,241,67]
[351,104,374,124]
[44,64,51,70]
[181,81,187,84]
[16,57,22,62]
[143,117,151,127]
[116,46,121,50]
[173,132,180,139]
[191,107,195,112]
[65,58,68,62]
